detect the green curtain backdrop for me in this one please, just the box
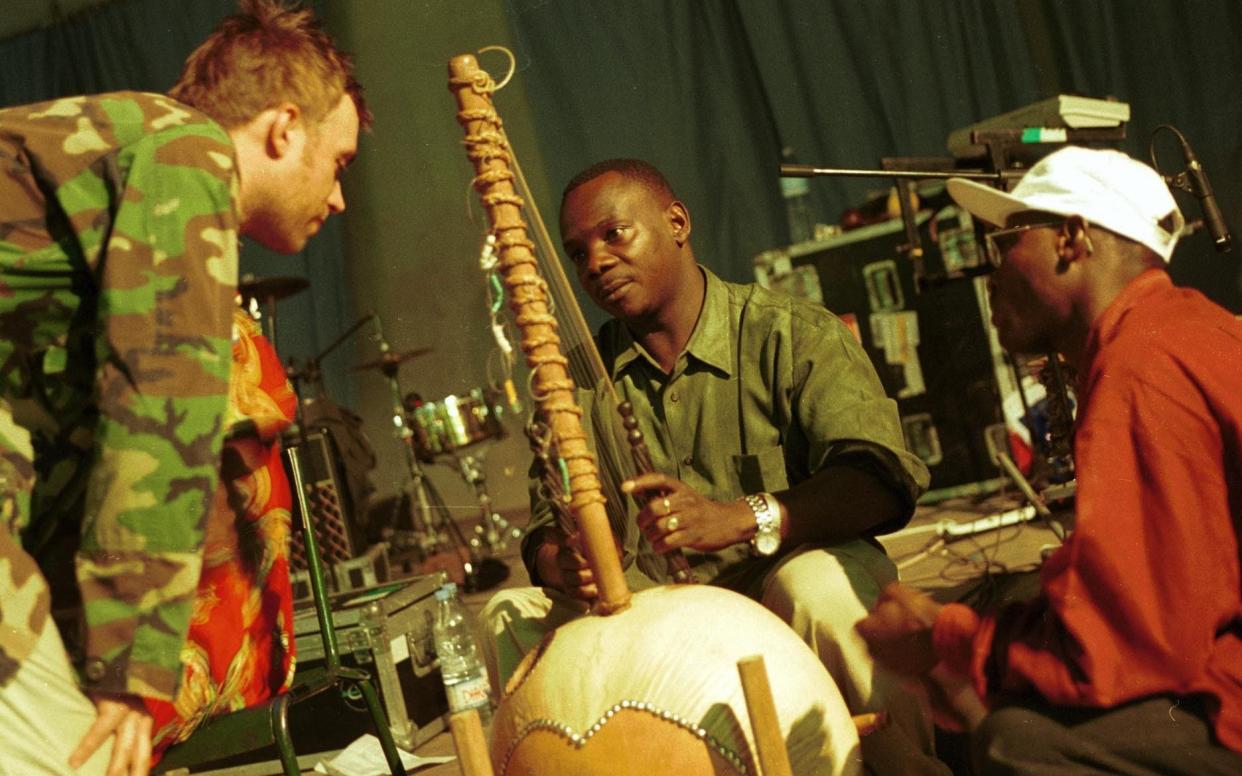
[0,0,359,406]
[7,0,1239,377]
[505,0,1242,312]
[3,0,1240,511]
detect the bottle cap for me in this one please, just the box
[435,582,458,601]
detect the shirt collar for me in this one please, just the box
[683,267,735,377]
[608,266,735,379]
[1082,268,1171,370]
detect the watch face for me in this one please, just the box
[755,530,780,556]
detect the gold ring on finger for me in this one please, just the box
[666,515,679,532]
[661,496,672,516]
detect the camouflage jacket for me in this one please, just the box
[0,91,237,701]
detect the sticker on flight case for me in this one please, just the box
[870,311,925,398]
[391,633,410,664]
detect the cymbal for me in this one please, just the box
[238,275,309,302]
[350,347,434,373]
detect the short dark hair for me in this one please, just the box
[170,0,372,130]
[561,158,676,205]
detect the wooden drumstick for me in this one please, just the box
[737,655,794,776]
[448,709,494,776]
[851,711,889,736]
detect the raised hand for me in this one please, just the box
[855,582,942,677]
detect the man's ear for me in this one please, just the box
[667,199,691,246]
[265,102,302,160]
[1056,215,1094,264]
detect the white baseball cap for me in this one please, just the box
[947,146,1185,262]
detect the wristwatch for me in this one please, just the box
[745,492,782,557]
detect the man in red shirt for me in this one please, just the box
[857,146,1242,774]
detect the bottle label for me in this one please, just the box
[446,675,490,712]
[780,176,810,198]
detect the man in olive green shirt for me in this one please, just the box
[483,158,943,773]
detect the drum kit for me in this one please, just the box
[240,274,520,592]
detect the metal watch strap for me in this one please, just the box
[745,492,780,556]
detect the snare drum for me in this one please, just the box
[408,388,505,461]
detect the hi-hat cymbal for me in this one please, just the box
[350,347,434,373]
[238,275,309,302]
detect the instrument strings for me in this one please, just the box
[503,150,638,535]
[459,48,635,533]
[507,129,696,584]
[473,48,690,582]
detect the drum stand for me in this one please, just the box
[370,321,485,590]
[450,449,522,555]
[399,450,483,589]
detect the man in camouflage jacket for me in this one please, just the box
[0,2,369,773]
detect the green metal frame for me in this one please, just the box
[155,444,406,775]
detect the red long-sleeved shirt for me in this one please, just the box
[934,269,1242,752]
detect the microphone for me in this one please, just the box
[1182,143,1232,252]
[1153,125,1233,253]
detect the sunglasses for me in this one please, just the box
[982,218,1096,267]
[982,221,1065,267]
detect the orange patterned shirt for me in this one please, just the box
[147,309,298,753]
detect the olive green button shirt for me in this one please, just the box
[525,267,929,590]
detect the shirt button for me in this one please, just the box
[669,392,680,403]
[682,455,693,466]
[84,658,107,682]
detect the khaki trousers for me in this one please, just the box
[0,559,112,776]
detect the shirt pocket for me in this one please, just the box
[732,444,789,494]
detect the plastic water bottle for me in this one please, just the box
[433,582,492,725]
[781,147,815,244]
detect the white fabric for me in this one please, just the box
[0,602,112,776]
[947,146,1184,261]
[490,585,861,775]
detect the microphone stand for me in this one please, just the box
[780,162,1023,290]
[779,163,1023,183]
[315,311,378,367]
[782,123,1127,287]
[286,311,376,439]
